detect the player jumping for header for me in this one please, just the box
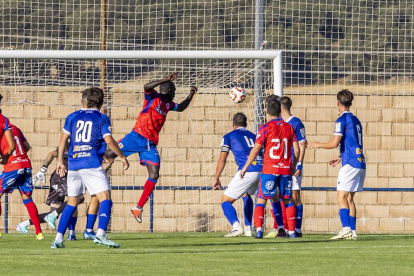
[240,99,299,239]
[105,73,197,223]
[51,87,129,249]
[213,113,263,237]
[309,89,366,240]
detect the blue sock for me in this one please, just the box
[271,200,284,228]
[57,204,77,236]
[221,201,239,226]
[242,196,253,227]
[339,208,350,228]
[97,200,113,232]
[350,216,356,231]
[295,204,303,230]
[22,198,33,205]
[68,216,78,231]
[86,214,98,231]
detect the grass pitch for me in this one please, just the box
[0,233,413,275]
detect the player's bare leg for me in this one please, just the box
[221,195,244,237]
[331,190,352,240]
[131,163,159,223]
[292,190,303,237]
[347,192,357,239]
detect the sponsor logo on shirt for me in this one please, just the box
[77,152,92,158]
[335,122,341,132]
[356,148,361,154]
[74,145,92,152]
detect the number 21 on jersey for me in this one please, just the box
[269,138,288,159]
[75,121,92,142]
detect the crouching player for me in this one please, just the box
[212,113,263,237]
[51,87,129,249]
[309,89,366,240]
[240,100,299,239]
[0,122,44,240]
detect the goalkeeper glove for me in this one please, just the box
[33,166,47,186]
[296,162,303,171]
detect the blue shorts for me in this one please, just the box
[257,174,293,200]
[117,130,160,167]
[0,168,33,196]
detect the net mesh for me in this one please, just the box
[1,0,414,233]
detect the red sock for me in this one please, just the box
[24,200,42,235]
[254,204,265,229]
[137,178,157,208]
[285,203,297,232]
[281,200,288,229]
[270,205,278,229]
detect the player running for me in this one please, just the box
[265,96,307,238]
[309,89,366,240]
[240,99,299,239]
[104,73,197,223]
[0,121,45,240]
[51,87,129,249]
[17,146,101,241]
[212,113,263,237]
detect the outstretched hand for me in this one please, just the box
[328,157,341,167]
[167,73,177,81]
[190,86,198,96]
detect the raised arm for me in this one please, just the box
[175,86,197,112]
[144,73,176,92]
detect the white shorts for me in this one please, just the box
[337,164,366,192]
[67,166,110,196]
[292,175,303,191]
[224,171,261,200]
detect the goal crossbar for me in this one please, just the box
[0,50,283,96]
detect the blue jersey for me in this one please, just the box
[334,111,366,169]
[285,116,306,164]
[63,108,112,171]
[221,128,263,172]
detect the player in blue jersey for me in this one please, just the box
[213,113,263,237]
[51,87,129,249]
[309,89,366,240]
[264,96,307,238]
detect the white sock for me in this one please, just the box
[51,210,59,217]
[256,227,263,232]
[232,221,242,230]
[352,230,357,235]
[86,229,93,233]
[288,230,295,235]
[55,233,64,243]
[343,227,351,231]
[295,228,302,233]
[68,230,75,236]
[244,225,251,231]
[97,228,106,236]
[20,220,31,227]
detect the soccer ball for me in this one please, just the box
[229,87,246,104]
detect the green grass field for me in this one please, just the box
[1,233,413,275]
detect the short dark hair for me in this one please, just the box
[233,112,247,127]
[160,81,176,94]
[337,89,354,108]
[266,94,279,103]
[82,87,104,109]
[0,94,3,103]
[267,100,281,117]
[278,96,292,111]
